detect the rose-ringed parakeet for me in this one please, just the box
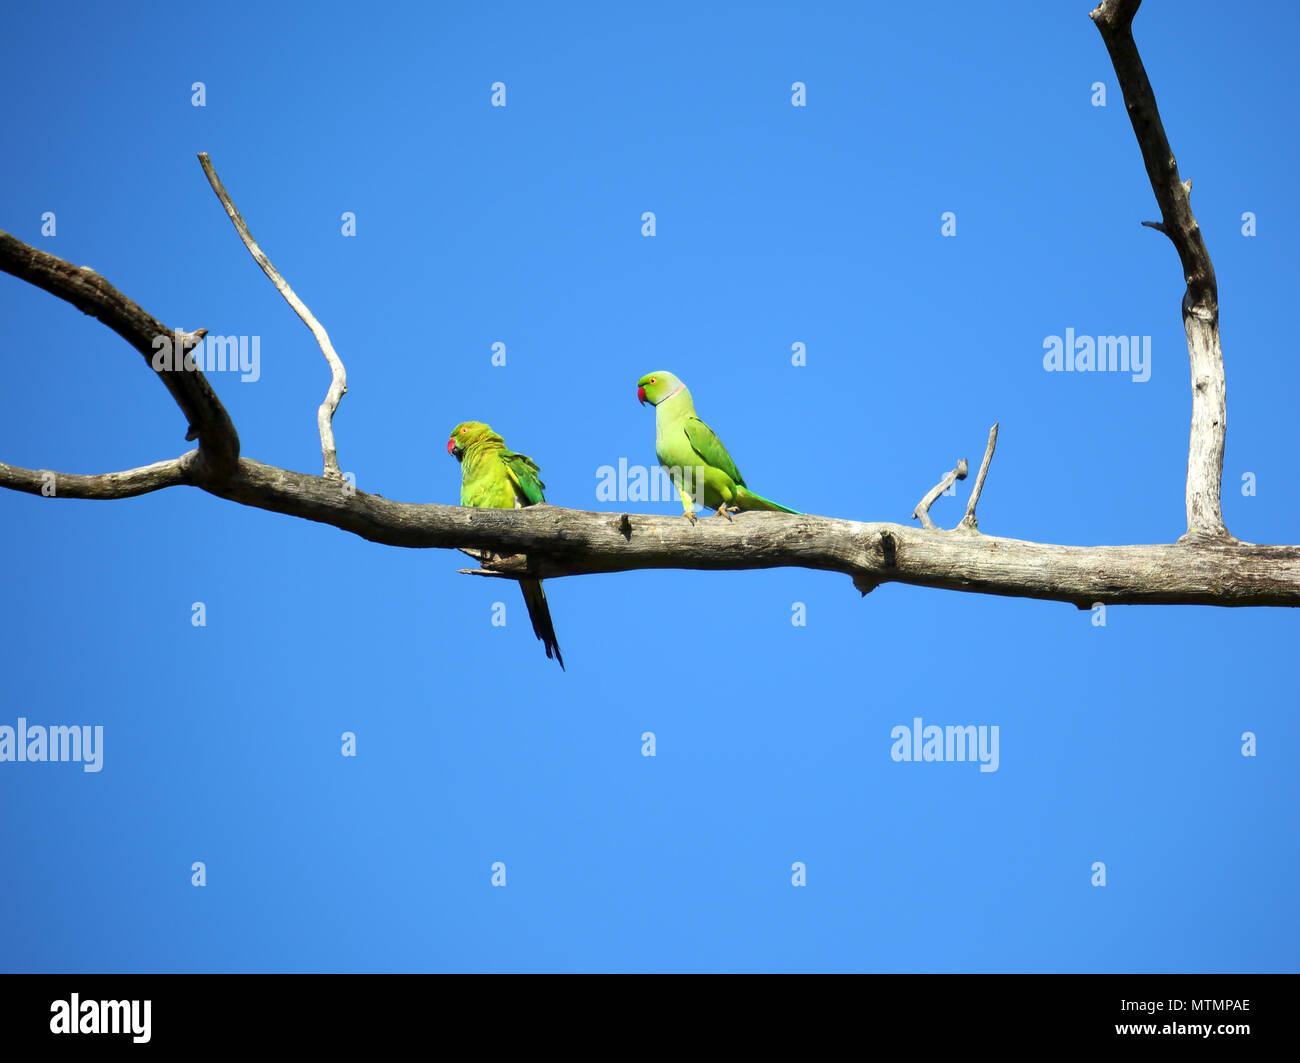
[636,371,800,522]
[447,421,564,669]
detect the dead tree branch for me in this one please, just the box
[0,457,191,499]
[197,152,348,481]
[0,231,238,481]
[1091,0,1228,541]
[1,450,1296,605]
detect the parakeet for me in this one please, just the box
[636,371,800,521]
[447,421,564,669]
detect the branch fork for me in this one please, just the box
[912,423,999,534]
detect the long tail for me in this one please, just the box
[520,578,565,670]
[734,486,801,515]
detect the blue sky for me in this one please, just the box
[1,0,1296,972]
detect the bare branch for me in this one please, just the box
[912,458,968,530]
[197,153,349,481]
[1091,0,1229,540]
[956,423,999,533]
[5,437,1295,605]
[0,456,192,499]
[0,231,239,480]
[155,459,1300,607]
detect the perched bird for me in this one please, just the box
[636,371,800,522]
[447,421,564,669]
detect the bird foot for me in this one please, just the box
[711,505,739,521]
[681,510,698,525]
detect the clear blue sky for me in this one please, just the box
[1,0,1296,972]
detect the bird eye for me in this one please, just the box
[649,378,656,384]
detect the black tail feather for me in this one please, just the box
[520,578,565,670]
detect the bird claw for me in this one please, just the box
[681,510,698,525]
[711,505,739,521]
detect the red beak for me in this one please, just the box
[637,386,647,406]
[446,438,456,455]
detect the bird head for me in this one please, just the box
[447,421,498,461]
[637,371,684,407]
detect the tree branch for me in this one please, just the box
[0,456,191,499]
[6,452,1295,606]
[0,231,239,481]
[197,153,349,481]
[1091,0,1228,540]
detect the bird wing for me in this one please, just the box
[682,417,745,486]
[501,451,547,506]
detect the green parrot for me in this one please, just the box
[636,371,800,522]
[447,421,564,669]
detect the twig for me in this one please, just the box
[913,458,968,529]
[458,547,529,578]
[955,423,998,532]
[196,153,348,481]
